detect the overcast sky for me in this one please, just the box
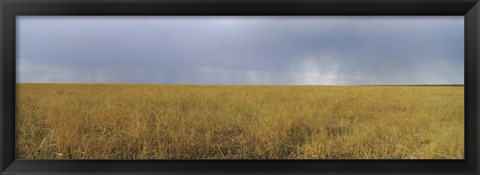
[17,16,464,85]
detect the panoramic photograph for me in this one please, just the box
[16,16,464,159]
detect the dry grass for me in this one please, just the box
[16,83,464,159]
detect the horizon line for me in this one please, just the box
[16,82,465,86]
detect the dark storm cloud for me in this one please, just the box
[17,16,464,85]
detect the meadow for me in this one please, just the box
[16,83,464,159]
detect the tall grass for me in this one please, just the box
[16,83,464,159]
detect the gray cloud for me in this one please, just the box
[17,16,464,85]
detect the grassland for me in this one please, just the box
[16,83,464,159]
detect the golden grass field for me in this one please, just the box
[16,83,464,159]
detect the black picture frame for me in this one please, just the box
[1,0,479,174]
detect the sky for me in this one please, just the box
[17,16,464,85]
